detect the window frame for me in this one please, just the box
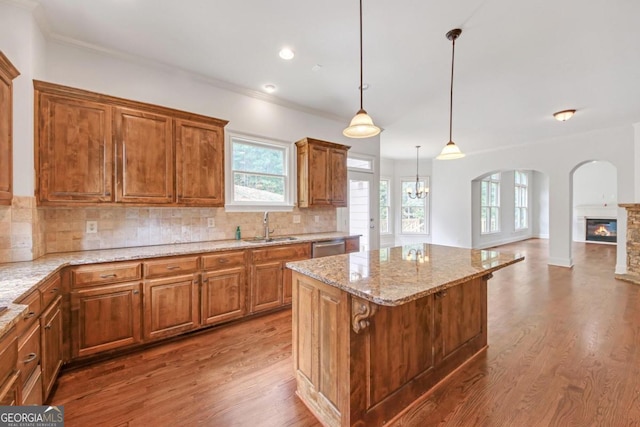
[379,177,392,235]
[225,132,294,212]
[480,173,501,235]
[400,176,430,235]
[514,170,529,230]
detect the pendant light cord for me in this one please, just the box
[359,0,364,111]
[449,35,456,143]
[416,146,420,181]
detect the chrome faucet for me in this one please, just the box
[263,211,275,240]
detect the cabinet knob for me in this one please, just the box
[133,290,140,295]
[51,288,59,293]
[435,290,448,299]
[166,266,181,270]
[23,311,36,320]
[100,274,117,279]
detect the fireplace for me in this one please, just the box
[585,218,617,243]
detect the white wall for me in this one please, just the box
[532,171,550,238]
[573,161,617,207]
[431,125,634,273]
[0,1,46,196]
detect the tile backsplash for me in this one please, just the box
[0,196,337,263]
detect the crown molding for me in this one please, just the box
[42,29,347,125]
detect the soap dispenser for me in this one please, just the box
[235,226,241,240]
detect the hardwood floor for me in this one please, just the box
[50,239,640,426]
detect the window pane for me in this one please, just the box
[490,208,499,232]
[401,206,426,233]
[380,180,389,207]
[347,157,373,170]
[522,209,528,227]
[233,172,284,201]
[380,207,389,233]
[481,208,487,233]
[490,182,499,205]
[521,173,528,185]
[481,182,487,206]
[233,141,284,175]
[515,208,520,228]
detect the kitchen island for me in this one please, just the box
[286,243,524,427]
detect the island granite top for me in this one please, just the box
[286,243,524,306]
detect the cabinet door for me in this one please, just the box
[202,267,246,325]
[175,119,225,206]
[0,53,18,205]
[143,274,199,340]
[308,145,331,206]
[330,148,348,207]
[114,107,173,204]
[250,261,283,313]
[433,278,486,366]
[283,254,311,305]
[71,282,142,358]
[40,296,63,401]
[38,95,113,203]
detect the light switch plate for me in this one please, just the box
[86,221,98,234]
[207,218,215,228]
[314,215,320,223]
[293,215,301,224]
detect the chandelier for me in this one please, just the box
[406,146,428,199]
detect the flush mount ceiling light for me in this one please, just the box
[406,146,429,199]
[436,28,466,160]
[279,47,295,60]
[553,109,576,121]
[263,84,276,93]
[343,0,380,139]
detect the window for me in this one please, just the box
[380,179,391,234]
[480,173,500,234]
[347,154,374,172]
[227,134,292,208]
[514,171,528,230]
[401,178,428,234]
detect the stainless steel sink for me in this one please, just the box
[243,236,298,243]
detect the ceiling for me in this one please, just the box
[31,0,640,159]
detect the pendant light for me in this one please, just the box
[343,0,381,139]
[436,28,465,160]
[406,146,428,199]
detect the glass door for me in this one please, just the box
[348,172,374,251]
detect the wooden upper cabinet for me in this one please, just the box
[34,81,228,207]
[295,138,350,208]
[0,52,19,205]
[115,107,173,204]
[175,118,225,206]
[37,94,113,203]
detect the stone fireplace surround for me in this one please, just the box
[617,204,640,284]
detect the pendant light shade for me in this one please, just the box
[343,0,380,139]
[436,28,465,160]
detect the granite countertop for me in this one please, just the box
[0,232,355,335]
[286,243,524,306]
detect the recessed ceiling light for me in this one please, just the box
[312,64,323,72]
[264,84,276,93]
[553,109,576,121]
[279,47,295,60]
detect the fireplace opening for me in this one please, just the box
[585,218,617,243]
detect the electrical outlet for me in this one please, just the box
[86,220,98,234]
[207,218,215,228]
[314,215,320,223]
[293,215,301,224]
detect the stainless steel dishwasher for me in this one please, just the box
[311,239,346,258]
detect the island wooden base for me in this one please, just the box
[291,272,489,427]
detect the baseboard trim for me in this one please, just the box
[548,257,573,268]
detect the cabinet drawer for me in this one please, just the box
[40,274,61,308]
[251,243,311,263]
[144,256,200,278]
[202,251,246,271]
[17,321,40,386]
[21,367,42,406]
[0,329,17,387]
[15,290,41,337]
[345,236,360,253]
[71,262,142,288]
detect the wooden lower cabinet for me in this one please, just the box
[21,367,42,405]
[201,267,246,325]
[70,282,142,358]
[41,296,63,401]
[143,274,200,340]
[250,243,312,313]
